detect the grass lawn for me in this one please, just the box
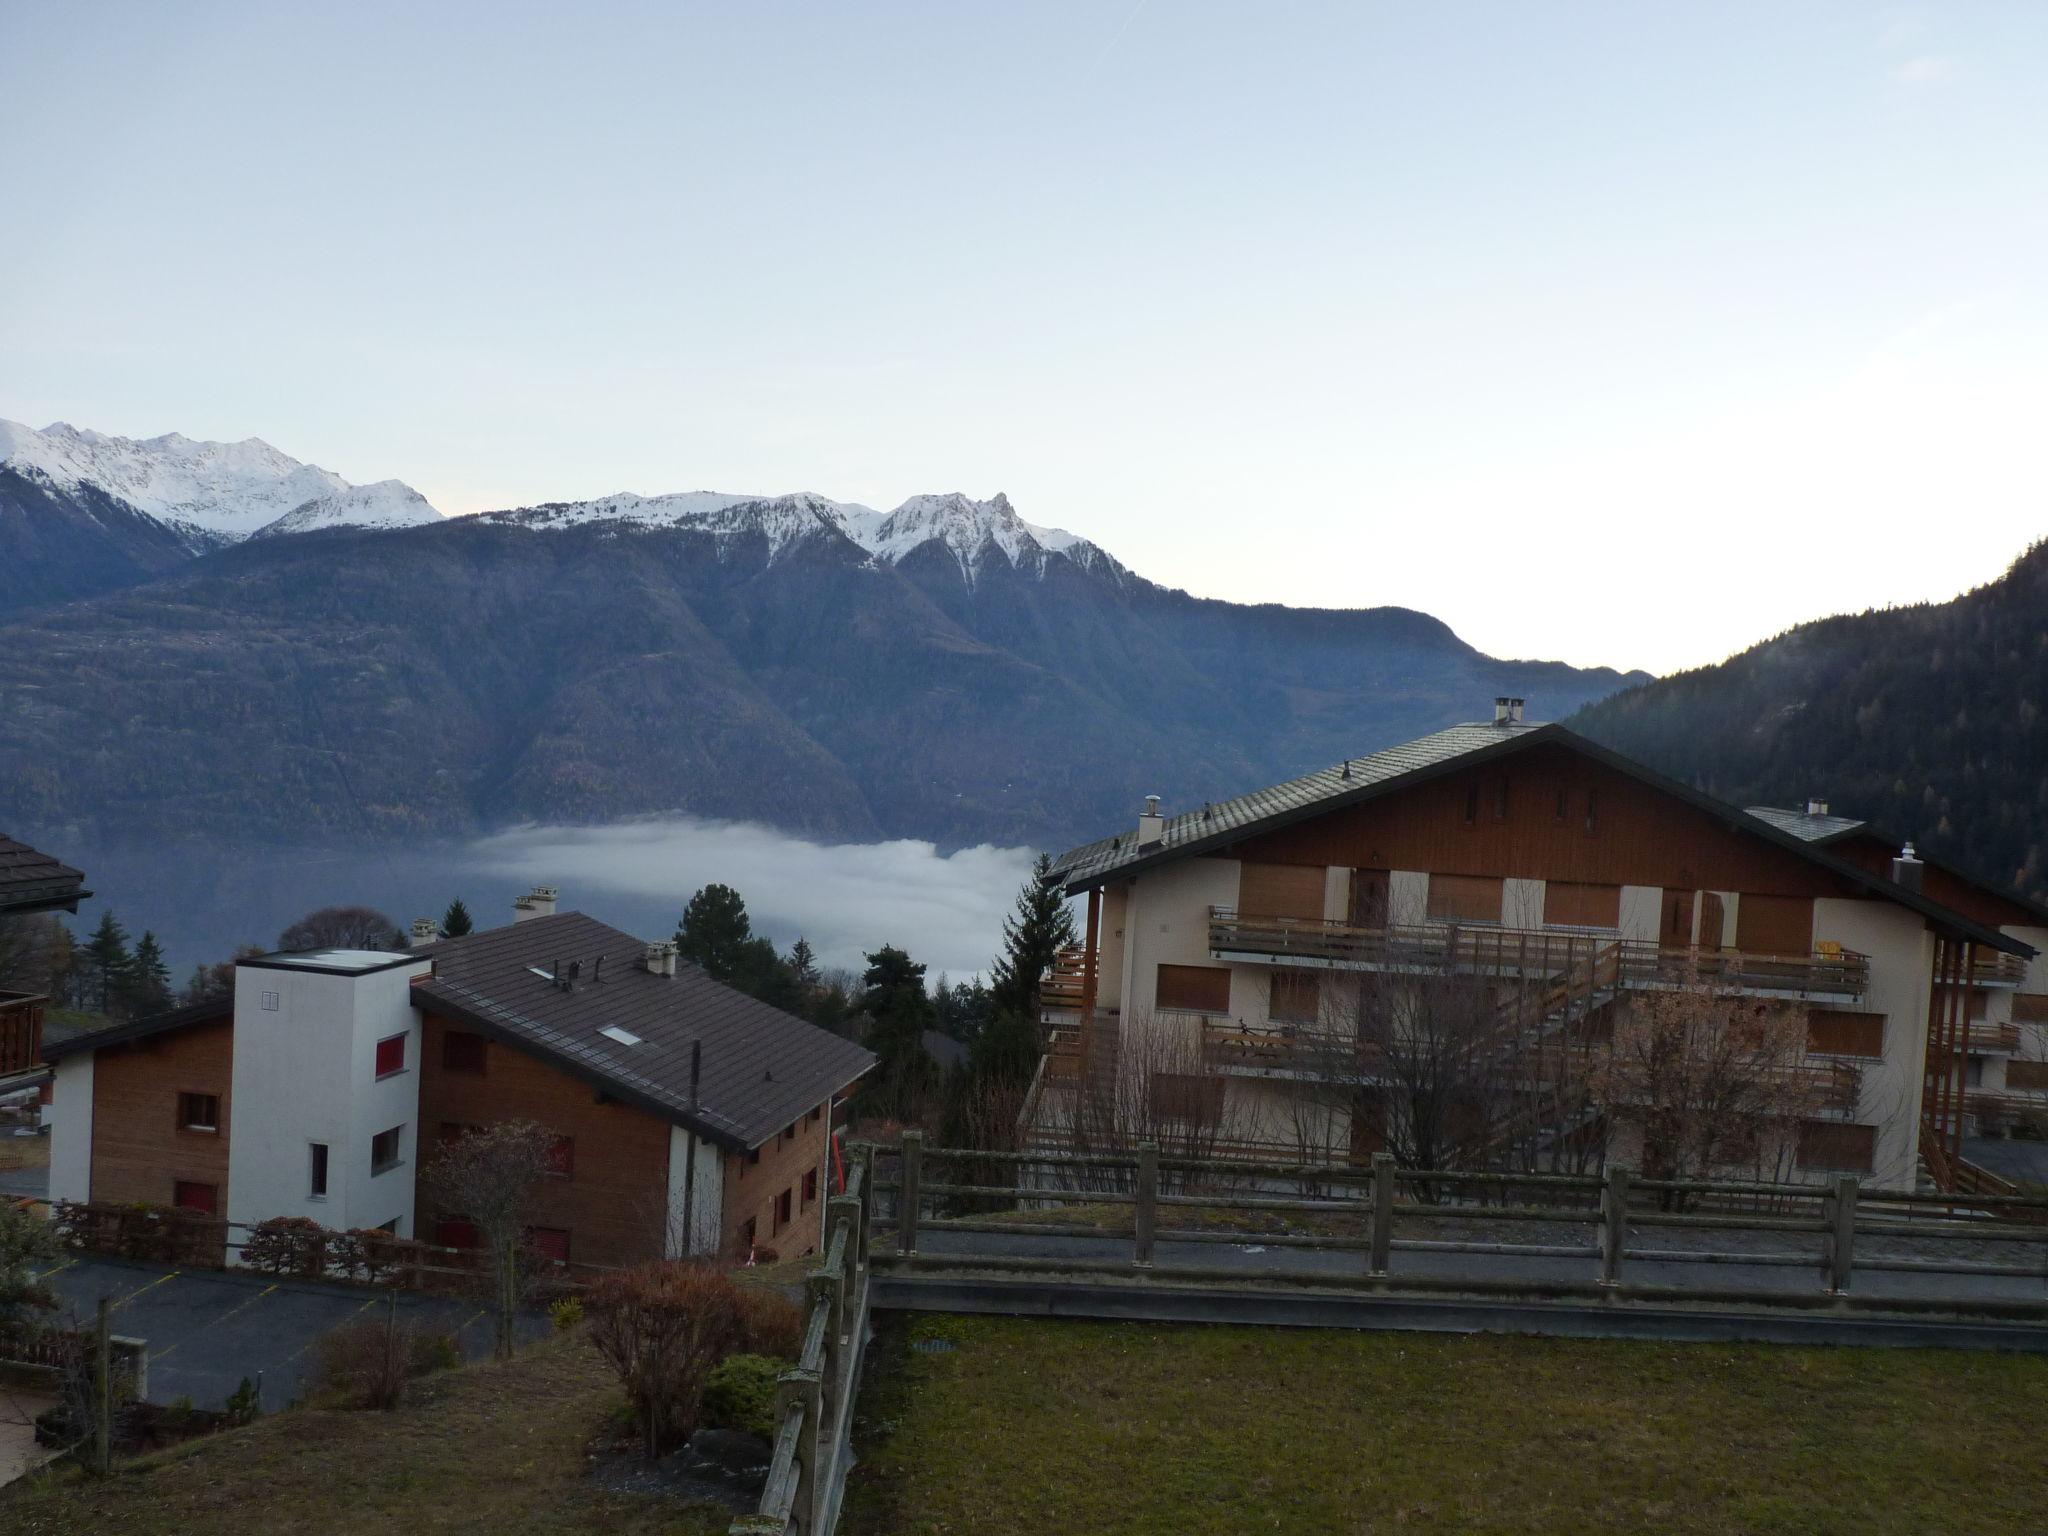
[0,1334,733,1536]
[841,1315,2048,1536]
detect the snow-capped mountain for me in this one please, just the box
[249,480,444,540]
[482,486,1127,585]
[0,419,442,547]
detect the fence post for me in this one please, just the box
[1369,1152,1394,1276]
[828,1192,862,1286]
[1600,1164,1631,1287]
[898,1130,923,1256]
[93,1295,112,1476]
[1134,1142,1158,1267]
[807,1267,842,1421]
[778,1365,823,1535]
[1826,1173,1858,1294]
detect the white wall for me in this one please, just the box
[1813,898,1935,1191]
[1502,878,1544,929]
[225,958,430,1241]
[1388,870,1428,927]
[48,1054,93,1205]
[665,1126,725,1259]
[1618,886,1662,943]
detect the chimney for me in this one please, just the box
[1892,842,1924,893]
[1137,795,1165,846]
[1493,697,1525,726]
[644,940,677,977]
[1806,798,1830,817]
[513,884,558,923]
[408,917,440,949]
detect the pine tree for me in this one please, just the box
[82,911,131,1016]
[973,854,1077,1089]
[859,945,939,1121]
[441,898,474,938]
[675,884,757,982]
[786,936,820,993]
[125,930,174,1016]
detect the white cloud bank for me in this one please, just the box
[468,818,1044,982]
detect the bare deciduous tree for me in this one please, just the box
[278,905,403,952]
[424,1120,556,1358]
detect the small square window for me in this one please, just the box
[261,991,280,1012]
[178,1092,220,1133]
[370,1125,404,1175]
[374,1033,407,1079]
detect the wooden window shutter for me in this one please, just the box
[1426,875,1503,924]
[1156,964,1231,1013]
[1238,863,1326,921]
[1806,1010,1884,1058]
[2013,994,2048,1024]
[173,1181,217,1215]
[2007,1060,2048,1092]
[1148,1072,1226,1122]
[1734,895,1814,956]
[1543,882,1621,929]
[1270,971,1320,1024]
[1795,1121,1875,1173]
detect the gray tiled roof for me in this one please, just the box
[1745,806,1868,844]
[0,835,90,916]
[413,912,874,1151]
[1050,721,1545,888]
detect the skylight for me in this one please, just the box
[599,1025,643,1047]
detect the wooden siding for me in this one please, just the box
[1808,1009,1885,1058]
[1796,1121,1876,1173]
[1156,963,1231,1013]
[1544,881,1621,928]
[723,1104,834,1262]
[1830,834,2044,929]
[416,1012,673,1270]
[1735,895,1814,956]
[1227,741,1870,900]
[1238,863,1326,921]
[88,1019,234,1209]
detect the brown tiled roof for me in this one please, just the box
[43,996,234,1061]
[413,912,874,1151]
[0,835,90,916]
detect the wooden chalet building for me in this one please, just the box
[46,894,874,1268]
[0,833,92,1089]
[1031,701,2048,1193]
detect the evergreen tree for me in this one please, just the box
[441,898,474,937]
[81,911,131,1016]
[933,975,994,1043]
[675,884,799,1010]
[125,930,174,1016]
[973,854,1077,1089]
[786,936,820,993]
[858,945,939,1120]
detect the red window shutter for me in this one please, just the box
[548,1136,574,1177]
[173,1181,217,1214]
[528,1227,570,1263]
[436,1219,480,1249]
[375,1034,406,1077]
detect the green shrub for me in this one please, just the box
[550,1295,584,1332]
[702,1354,783,1441]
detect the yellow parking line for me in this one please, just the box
[153,1282,279,1361]
[277,1293,387,1367]
[113,1270,181,1310]
[34,1258,74,1281]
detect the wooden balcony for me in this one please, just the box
[1206,909,1868,1001]
[1200,1017,1377,1077]
[1972,951,2031,990]
[0,992,45,1077]
[1968,1020,2023,1054]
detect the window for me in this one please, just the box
[547,1135,575,1178]
[1554,788,1569,823]
[1426,875,1503,925]
[1493,780,1509,821]
[745,1147,761,1170]
[1156,963,1231,1013]
[1270,971,1320,1024]
[370,1124,404,1175]
[1584,788,1599,834]
[783,1122,797,1143]
[1807,1010,1885,1058]
[2006,1059,2048,1091]
[1238,863,1326,921]
[802,1169,818,1207]
[774,1187,793,1232]
[374,1033,407,1078]
[442,1030,487,1074]
[1544,882,1621,929]
[436,1218,480,1250]
[739,1217,757,1256]
[173,1180,217,1214]
[1734,895,1814,957]
[261,990,280,1012]
[177,1092,220,1132]
[528,1227,571,1264]
[2015,994,2048,1024]
[309,1142,329,1199]
[807,1107,822,1125]
[1148,1073,1227,1123]
[1796,1121,1876,1173]
[1463,783,1479,825]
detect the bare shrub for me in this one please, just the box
[311,1310,461,1409]
[424,1120,556,1358]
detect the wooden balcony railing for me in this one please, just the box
[0,992,45,1077]
[1972,951,2031,989]
[1967,1021,2023,1054]
[1206,909,1868,1000]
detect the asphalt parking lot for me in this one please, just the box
[39,1255,549,1412]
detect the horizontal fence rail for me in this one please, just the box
[865,1134,2048,1315]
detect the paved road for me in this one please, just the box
[913,1212,2048,1308]
[37,1255,550,1412]
[1964,1136,2048,1188]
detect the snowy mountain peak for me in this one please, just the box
[251,480,446,540]
[0,418,442,546]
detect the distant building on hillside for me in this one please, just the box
[46,890,874,1267]
[1027,701,2048,1193]
[0,832,93,1090]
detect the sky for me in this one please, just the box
[4,1,2046,675]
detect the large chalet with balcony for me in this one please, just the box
[1030,701,2048,1193]
[46,890,874,1269]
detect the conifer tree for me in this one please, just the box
[441,898,474,937]
[859,945,939,1120]
[125,930,174,1016]
[81,911,131,1016]
[973,854,1077,1087]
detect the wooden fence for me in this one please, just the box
[730,1147,874,1536]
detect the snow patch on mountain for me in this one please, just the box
[252,480,447,539]
[0,419,442,545]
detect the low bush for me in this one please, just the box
[550,1296,584,1332]
[702,1354,782,1441]
[241,1216,330,1277]
[734,1285,803,1360]
[310,1314,463,1409]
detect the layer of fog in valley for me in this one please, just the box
[59,819,1043,986]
